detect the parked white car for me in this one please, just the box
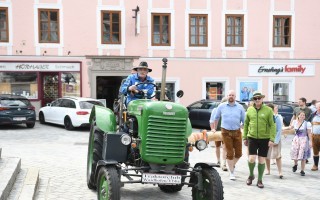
[39,96,104,130]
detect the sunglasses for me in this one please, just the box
[253,97,262,101]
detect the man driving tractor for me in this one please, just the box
[120,61,155,105]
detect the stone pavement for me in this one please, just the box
[0,123,319,199]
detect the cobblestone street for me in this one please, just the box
[1,122,320,200]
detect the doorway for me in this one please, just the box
[41,72,59,107]
[96,76,124,109]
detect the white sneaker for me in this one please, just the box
[229,173,236,180]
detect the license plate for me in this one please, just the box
[13,117,26,121]
[141,173,182,184]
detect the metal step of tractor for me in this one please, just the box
[0,156,21,200]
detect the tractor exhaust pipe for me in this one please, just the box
[160,58,168,101]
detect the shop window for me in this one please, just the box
[189,14,208,46]
[225,14,244,47]
[61,72,80,97]
[152,13,170,46]
[206,82,225,100]
[0,72,38,99]
[273,16,291,47]
[39,9,60,43]
[155,82,175,101]
[273,83,289,101]
[0,7,9,42]
[101,10,121,44]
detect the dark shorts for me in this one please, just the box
[248,137,270,157]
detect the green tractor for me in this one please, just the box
[86,58,224,200]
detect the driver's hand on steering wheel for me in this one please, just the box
[129,85,138,93]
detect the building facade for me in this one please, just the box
[0,0,319,114]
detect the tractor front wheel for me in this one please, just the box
[97,166,121,200]
[191,168,224,200]
[87,120,104,190]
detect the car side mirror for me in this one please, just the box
[176,90,184,98]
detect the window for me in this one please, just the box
[225,15,244,47]
[273,83,289,101]
[0,7,9,42]
[206,82,225,100]
[101,11,121,44]
[155,83,175,101]
[189,14,208,46]
[0,72,38,99]
[51,99,62,107]
[273,16,291,47]
[38,9,59,43]
[61,72,80,97]
[152,13,170,46]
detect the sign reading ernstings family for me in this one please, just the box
[249,63,315,76]
[0,62,80,71]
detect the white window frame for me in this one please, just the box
[0,1,13,55]
[268,77,295,102]
[34,3,64,55]
[97,5,126,55]
[202,78,230,100]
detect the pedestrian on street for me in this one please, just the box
[209,97,228,171]
[287,111,312,176]
[309,100,317,113]
[311,102,320,171]
[291,97,312,124]
[265,103,283,179]
[212,90,246,180]
[243,91,276,188]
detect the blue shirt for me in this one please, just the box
[213,102,246,130]
[274,114,283,144]
[120,73,155,105]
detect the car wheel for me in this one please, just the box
[39,112,45,124]
[64,116,75,130]
[26,122,35,128]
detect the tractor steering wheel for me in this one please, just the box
[133,82,158,99]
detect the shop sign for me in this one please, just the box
[249,64,315,76]
[0,62,80,72]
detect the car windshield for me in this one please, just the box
[0,99,31,107]
[79,101,104,109]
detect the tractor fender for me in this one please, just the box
[189,162,220,185]
[89,105,116,133]
[194,162,219,169]
[94,160,119,183]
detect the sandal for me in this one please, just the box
[279,175,283,179]
[292,164,298,172]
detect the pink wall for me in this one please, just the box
[1,0,320,106]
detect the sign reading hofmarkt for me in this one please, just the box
[0,62,80,72]
[249,63,315,76]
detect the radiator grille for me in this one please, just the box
[145,115,187,158]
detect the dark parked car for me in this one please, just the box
[264,101,299,126]
[187,99,248,130]
[0,94,36,128]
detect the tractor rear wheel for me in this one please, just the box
[191,168,224,200]
[97,166,120,200]
[87,120,104,190]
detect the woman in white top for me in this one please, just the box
[266,104,283,178]
[289,111,312,176]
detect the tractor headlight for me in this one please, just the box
[120,134,132,146]
[195,140,207,151]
